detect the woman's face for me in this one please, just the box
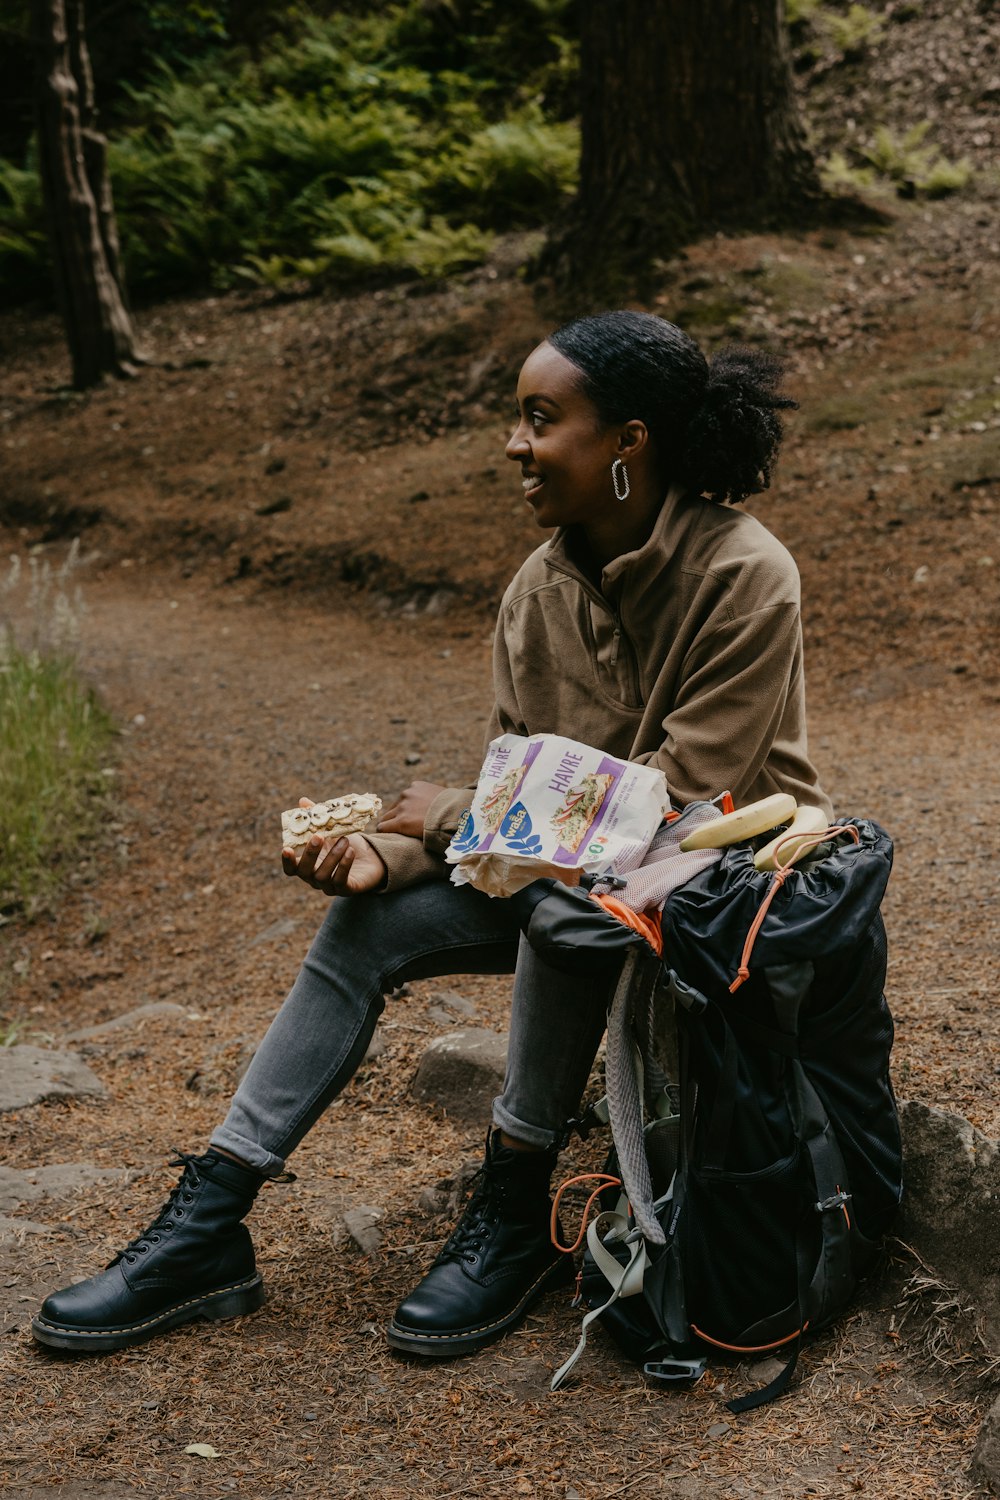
[505,342,623,532]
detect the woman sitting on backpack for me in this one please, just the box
[33,310,831,1358]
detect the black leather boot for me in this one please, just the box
[387,1132,575,1357]
[32,1151,268,1352]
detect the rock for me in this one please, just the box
[4,1488,153,1499]
[423,588,455,616]
[972,1394,1000,1494]
[0,1046,105,1112]
[898,1099,1000,1351]
[745,1356,788,1384]
[0,1163,130,1214]
[0,1212,48,1237]
[427,990,477,1018]
[342,1205,383,1255]
[186,1037,257,1095]
[410,1028,508,1124]
[417,1185,443,1213]
[66,1002,188,1042]
[363,1032,388,1062]
[248,917,299,948]
[418,1159,481,1217]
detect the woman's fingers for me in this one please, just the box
[282,834,385,896]
[377,780,445,837]
[282,834,346,887]
[313,837,350,889]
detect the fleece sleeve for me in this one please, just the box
[362,830,450,892]
[632,602,818,809]
[365,785,476,891]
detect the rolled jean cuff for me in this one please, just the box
[490,1098,563,1152]
[208,1128,287,1179]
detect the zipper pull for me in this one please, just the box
[610,623,621,666]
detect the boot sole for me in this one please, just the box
[30,1274,266,1353]
[386,1257,575,1359]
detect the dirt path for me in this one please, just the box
[2,161,999,1492]
[1,542,995,1498]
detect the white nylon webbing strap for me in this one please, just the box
[550,1212,648,1391]
[605,948,665,1245]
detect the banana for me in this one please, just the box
[753,804,829,872]
[281,793,382,851]
[678,792,797,852]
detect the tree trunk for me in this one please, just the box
[32,0,142,388]
[539,0,826,302]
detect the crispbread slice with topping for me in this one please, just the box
[281,793,382,851]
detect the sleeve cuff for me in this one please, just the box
[423,786,475,857]
[364,832,450,893]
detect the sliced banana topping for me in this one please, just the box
[281,793,383,851]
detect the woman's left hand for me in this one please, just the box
[377,781,446,839]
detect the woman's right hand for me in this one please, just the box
[282,799,387,896]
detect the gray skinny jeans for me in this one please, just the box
[211,880,612,1175]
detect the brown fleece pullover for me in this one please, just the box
[366,487,832,891]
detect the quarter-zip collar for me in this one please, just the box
[543,483,689,616]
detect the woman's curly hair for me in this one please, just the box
[548,310,796,505]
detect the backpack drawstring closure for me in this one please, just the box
[729,824,860,994]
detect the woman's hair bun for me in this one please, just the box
[677,345,797,505]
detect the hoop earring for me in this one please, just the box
[611,458,630,502]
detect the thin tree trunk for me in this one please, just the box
[67,0,130,304]
[33,0,142,388]
[539,0,828,302]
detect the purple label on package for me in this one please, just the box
[473,738,545,853]
[550,754,626,864]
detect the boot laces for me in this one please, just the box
[436,1172,504,1266]
[108,1151,208,1267]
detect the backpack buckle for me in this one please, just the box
[662,967,708,1015]
[561,1101,607,1144]
[643,1356,707,1384]
[815,1189,852,1214]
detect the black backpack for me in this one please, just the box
[512,817,902,1410]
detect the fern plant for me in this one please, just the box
[864,123,972,197]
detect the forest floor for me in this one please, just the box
[2,128,1000,1500]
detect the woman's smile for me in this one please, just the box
[506,342,623,531]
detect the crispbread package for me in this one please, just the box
[446,734,669,897]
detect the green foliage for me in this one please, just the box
[784,0,821,27]
[0,547,116,922]
[0,155,49,298]
[823,123,972,199]
[785,1,883,59]
[425,107,578,235]
[864,123,972,196]
[821,150,877,193]
[820,4,884,57]
[0,4,580,300]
